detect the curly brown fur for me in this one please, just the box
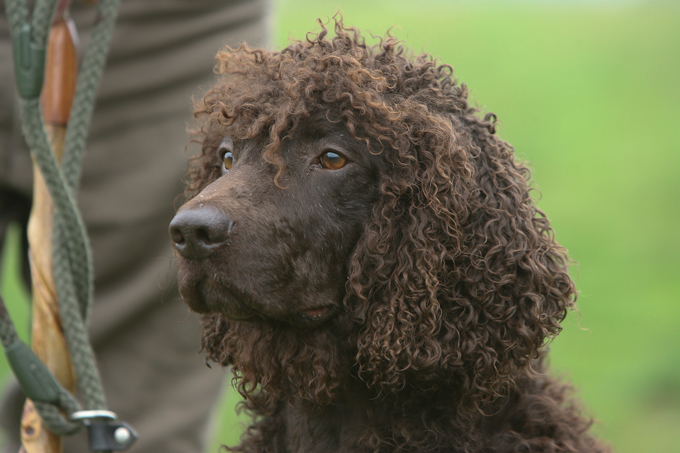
[171,16,610,453]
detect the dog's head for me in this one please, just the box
[170,17,575,409]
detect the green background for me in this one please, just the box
[2,0,679,452]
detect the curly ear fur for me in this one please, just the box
[347,102,575,410]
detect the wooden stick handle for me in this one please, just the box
[41,18,78,127]
[21,8,78,453]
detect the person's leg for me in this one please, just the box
[0,1,270,451]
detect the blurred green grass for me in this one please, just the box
[2,1,679,452]
[0,225,31,360]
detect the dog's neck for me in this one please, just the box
[281,383,372,452]
[277,378,471,452]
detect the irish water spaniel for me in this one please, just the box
[169,17,610,453]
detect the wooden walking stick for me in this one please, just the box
[21,2,78,451]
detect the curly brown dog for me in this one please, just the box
[169,17,610,453]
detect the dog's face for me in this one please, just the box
[170,119,381,327]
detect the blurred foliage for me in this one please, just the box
[1,1,678,452]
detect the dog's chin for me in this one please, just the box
[178,277,257,319]
[179,276,338,326]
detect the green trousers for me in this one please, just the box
[0,1,270,451]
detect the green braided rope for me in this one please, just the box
[0,294,83,435]
[4,0,53,41]
[34,400,81,435]
[3,0,121,436]
[62,0,121,191]
[19,98,93,321]
[52,222,106,409]
[28,0,53,44]
[3,1,27,33]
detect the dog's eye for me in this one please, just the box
[218,137,234,171]
[319,151,347,170]
[222,151,233,170]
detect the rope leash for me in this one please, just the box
[1,0,135,449]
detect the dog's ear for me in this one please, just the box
[346,112,575,406]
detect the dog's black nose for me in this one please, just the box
[169,207,233,259]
